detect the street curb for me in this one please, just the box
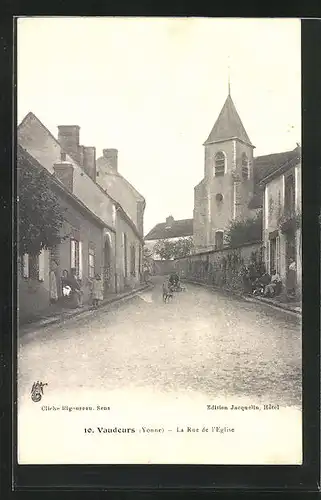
[184,279,302,317]
[19,283,153,334]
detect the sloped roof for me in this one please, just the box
[17,112,144,241]
[254,148,300,186]
[204,94,253,146]
[96,155,145,203]
[145,218,193,240]
[248,147,301,209]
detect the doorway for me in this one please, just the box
[103,238,111,295]
[285,228,296,289]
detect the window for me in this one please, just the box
[22,254,29,278]
[29,254,39,279]
[269,238,276,274]
[215,231,224,250]
[284,173,295,217]
[214,152,225,176]
[242,153,249,180]
[89,244,95,278]
[138,244,142,274]
[130,244,136,276]
[61,151,67,161]
[71,239,82,278]
[268,235,280,274]
[123,233,128,277]
[22,252,45,280]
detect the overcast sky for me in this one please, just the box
[17,17,301,234]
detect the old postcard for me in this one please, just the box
[17,17,302,465]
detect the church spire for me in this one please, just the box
[203,92,253,147]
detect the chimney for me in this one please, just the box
[58,125,80,163]
[78,145,85,167]
[103,148,118,172]
[83,146,96,182]
[165,215,174,228]
[53,162,74,192]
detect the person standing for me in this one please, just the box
[49,260,59,305]
[91,274,104,309]
[287,258,296,298]
[69,268,83,307]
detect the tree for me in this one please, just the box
[18,150,66,256]
[225,211,263,248]
[173,236,194,259]
[153,237,194,260]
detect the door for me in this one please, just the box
[104,239,111,294]
[285,229,296,289]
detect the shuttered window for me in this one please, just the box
[123,233,128,277]
[215,152,225,176]
[266,241,270,274]
[38,249,45,281]
[130,244,136,276]
[71,239,80,277]
[22,254,29,278]
[242,153,249,180]
[89,244,95,278]
[276,236,280,274]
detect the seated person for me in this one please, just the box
[252,271,271,295]
[168,273,176,286]
[264,270,282,297]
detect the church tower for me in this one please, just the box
[193,89,255,251]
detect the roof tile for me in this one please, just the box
[145,219,193,240]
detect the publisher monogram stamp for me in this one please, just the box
[31,381,48,403]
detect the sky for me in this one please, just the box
[17,17,301,234]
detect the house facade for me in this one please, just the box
[96,148,146,289]
[260,150,301,295]
[144,216,194,259]
[144,216,193,275]
[18,112,145,321]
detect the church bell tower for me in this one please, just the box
[194,87,255,250]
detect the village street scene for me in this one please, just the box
[17,18,302,464]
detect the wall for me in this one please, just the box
[18,189,110,324]
[96,155,145,234]
[193,180,208,250]
[205,140,235,243]
[115,212,143,292]
[175,241,262,293]
[193,139,255,251]
[152,260,176,276]
[234,140,255,221]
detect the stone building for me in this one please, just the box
[193,91,256,252]
[18,112,145,321]
[96,149,146,289]
[259,148,301,295]
[144,215,193,275]
[144,215,193,259]
[193,90,301,260]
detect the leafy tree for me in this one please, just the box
[154,237,194,260]
[18,149,66,256]
[173,236,194,259]
[225,211,263,248]
[153,239,175,260]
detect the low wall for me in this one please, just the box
[152,259,176,276]
[174,241,263,293]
